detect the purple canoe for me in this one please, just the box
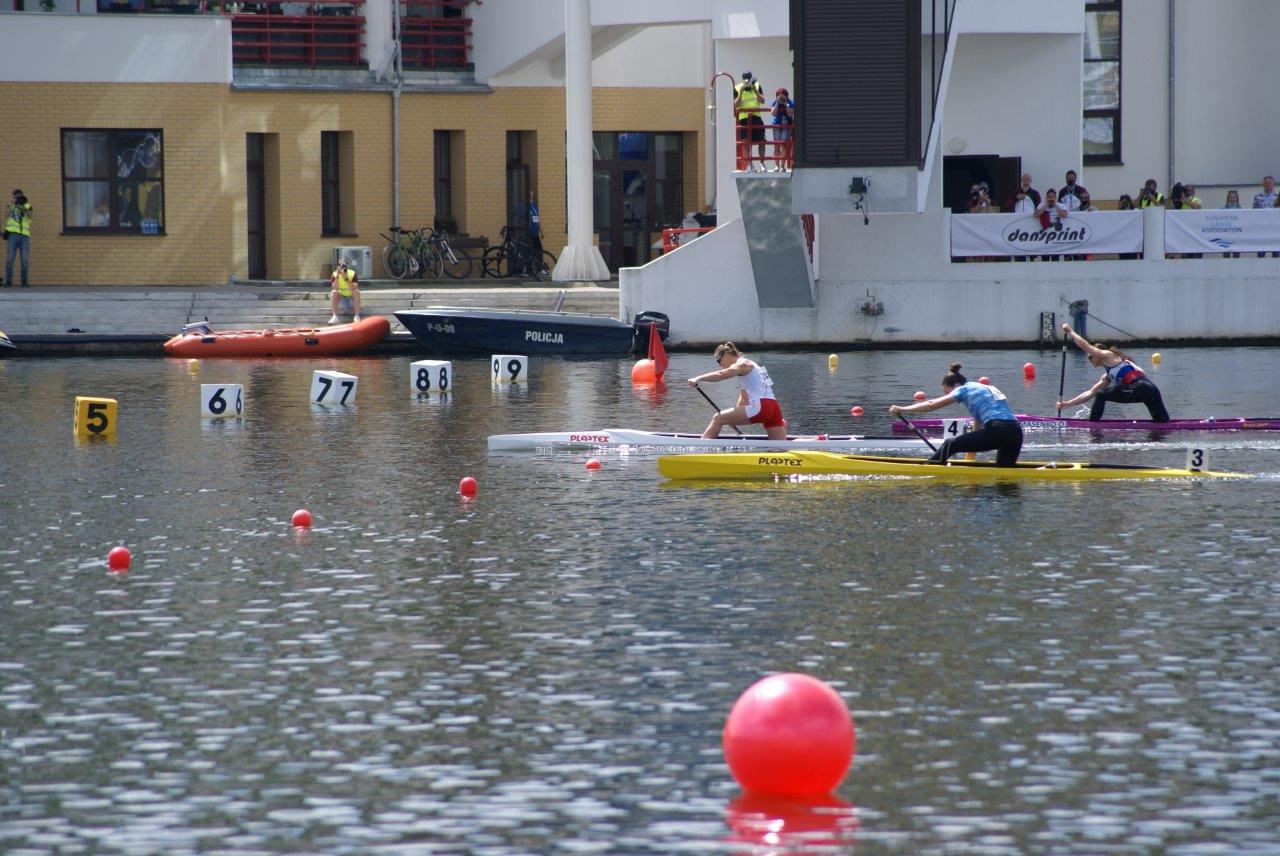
[891,414,1280,434]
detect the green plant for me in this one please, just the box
[40,0,56,10]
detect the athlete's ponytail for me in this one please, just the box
[942,362,967,388]
[714,342,741,362]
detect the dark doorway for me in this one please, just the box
[246,133,267,279]
[943,155,1021,213]
[592,132,684,270]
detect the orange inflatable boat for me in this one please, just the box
[163,316,391,358]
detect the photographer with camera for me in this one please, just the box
[1034,188,1069,261]
[4,189,32,288]
[967,182,997,214]
[1137,178,1166,209]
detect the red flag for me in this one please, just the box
[647,322,668,380]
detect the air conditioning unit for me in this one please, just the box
[332,246,372,279]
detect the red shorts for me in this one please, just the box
[748,398,785,429]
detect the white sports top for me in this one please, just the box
[736,359,775,407]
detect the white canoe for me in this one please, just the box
[486,428,930,452]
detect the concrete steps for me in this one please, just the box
[0,285,622,338]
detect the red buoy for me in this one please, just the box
[1022,362,1036,380]
[849,405,864,417]
[723,673,856,797]
[978,376,990,385]
[630,359,657,383]
[913,390,927,401]
[459,476,478,497]
[585,458,602,470]
[291,509,312,528]
[107,546,132,571]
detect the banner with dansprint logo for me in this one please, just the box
[1165,209,1280,254]
[950,211,1143,257]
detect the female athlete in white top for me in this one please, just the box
[687,342,788,439]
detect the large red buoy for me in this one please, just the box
[723,673,856,797]
[630,359,657,383]
[107,546,132,571]
[291,509,312,528]
[1022,362,1036,380]
[585,458,602,470]
[459,476,478,497]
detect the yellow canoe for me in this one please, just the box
[657,451,1246,482]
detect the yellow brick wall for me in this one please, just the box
[0,83,705,285]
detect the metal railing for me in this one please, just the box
[733,105,796,173]
[400,0,472,69]
[229,1,366,69]
[661,227,715,254]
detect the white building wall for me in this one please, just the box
[943,33,1082,194]
[0,13,231,84]
[488,23,710,88]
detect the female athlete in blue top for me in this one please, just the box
[1055,323,1170,422]
[890,362,1024,466]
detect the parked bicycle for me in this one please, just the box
[380,226,475,280]
[379,226,425,280]
[482,226,556,280]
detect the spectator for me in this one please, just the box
[1004,173,1040,214]
[119,184,142,230]
[733,71,767,171]
[1035,188,1069,261]
[1253,176,1278,257]
[1182,184,1202,210]
[328,256,361,324]
[1137,178,1166,209]
[527,192,542,259]
[1221,189,1241,258]
[1251,175,1277,209]
[1075,190,1098,212]
[965,182,999,262]
[1117,194,1139,260]
[1058,170,1088,212]
[4,189,32,288]
[89,198,111,228]
[769,87,795,172]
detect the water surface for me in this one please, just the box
[2,348,1279,854]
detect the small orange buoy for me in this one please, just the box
[1023,362,1036,380]
[978,376,990,385]
[107,546,132,571]
[913,391,927,401]
[459,476,478,497]
[849,405,864,416]
[630,359,657,383]
[585,458,602,470]
[291,509,312,528]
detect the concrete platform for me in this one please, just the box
[0,281,621,355]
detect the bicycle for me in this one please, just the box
[482,226,556,280]
[427,229,475,280]
[379,226,429,280]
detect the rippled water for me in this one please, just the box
[2,348,1280,854]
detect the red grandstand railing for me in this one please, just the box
[661,227,715,254]
[734,105,796,172]
[400,0,472,69]
[800,213,815,262]
[230,0,366,69]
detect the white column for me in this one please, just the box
[713,41,741,224]
[364,0,393,78]
[553,0,610,282]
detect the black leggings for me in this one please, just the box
[1090,377,1170,422]
[929,419,1024,467]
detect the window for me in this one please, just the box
[505,131,536,233]
[61,129,164,234]
[1083,1,1121,164]
[653,133,684,229]
[434,130,452,222]
[321,131,341,236]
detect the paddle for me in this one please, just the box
[1056,331,1068,416]
[694,385,744,436]
[896,413,937,453]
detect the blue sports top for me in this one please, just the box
[951,381,1016,424]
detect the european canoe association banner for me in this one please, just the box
[1165,209,1280,254]
[950,211,1143,257]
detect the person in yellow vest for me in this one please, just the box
[328,257,362,324]
[733,71,767,171]
[4,189,32,288]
